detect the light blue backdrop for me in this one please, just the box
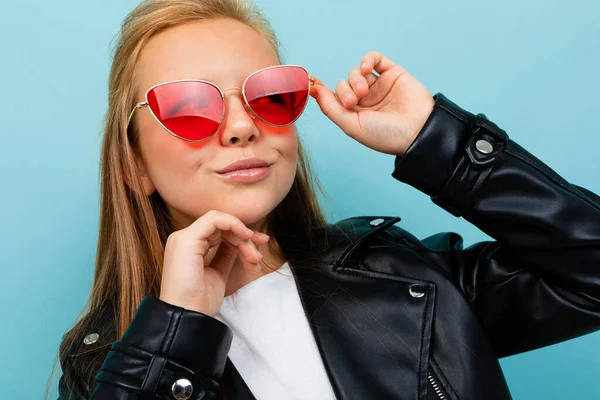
[1,0,598,398]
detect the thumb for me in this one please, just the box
[310,77,356,133]
[209,242,239,283]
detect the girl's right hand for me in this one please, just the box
[159,210,270,317]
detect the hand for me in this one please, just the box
[309,51,435,156]
[159,210,270,317]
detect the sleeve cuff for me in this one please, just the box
[391,93,475,197]
[121,296,233,378]
[392,93,510,217]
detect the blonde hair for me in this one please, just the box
[46,0,328,397]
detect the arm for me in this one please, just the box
[58,297,232,399]
[393,93,600,357]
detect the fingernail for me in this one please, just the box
[361,62,369,70]
[344,93,354,104]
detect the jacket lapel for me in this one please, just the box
[288,217,436,400]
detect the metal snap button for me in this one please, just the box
[369,218,385,227]
[83,333,100,345]
[172,378,193,399]
[475,139,494,155]
[409,284,426,299]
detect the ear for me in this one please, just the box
[123,156,156,197]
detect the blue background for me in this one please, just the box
[1,0,599,398]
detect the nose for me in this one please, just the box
[219,88,260,146]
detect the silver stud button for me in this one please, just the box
[369,218,385,227]
[83,333,100,345]
[172,378,193,399]
[409,284,426,299]
[475,140,494,155]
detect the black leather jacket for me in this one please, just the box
[58,94,600,400]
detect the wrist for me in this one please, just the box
[396,96,436,157]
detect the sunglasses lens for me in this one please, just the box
[147,81,223,141]
[244,66,309,126]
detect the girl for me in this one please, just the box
[53,0,600,399]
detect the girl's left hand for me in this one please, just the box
[309,51,435,157]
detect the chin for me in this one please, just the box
[223,201,277,226]
[217,184,291,226]
[206,209,269,231]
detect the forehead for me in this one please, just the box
[135,18,280,91]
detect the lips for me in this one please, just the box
[217,157,270,174]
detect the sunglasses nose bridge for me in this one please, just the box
[223,87,242,93]
[223,87,255,117]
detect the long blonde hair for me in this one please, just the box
[46,0,328,397]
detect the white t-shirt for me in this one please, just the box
[215,261,337,400]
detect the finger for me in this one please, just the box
[353,72,379,108]
[251,231,270,244]
[239,251,261,272]
[211,230,268,248]
[237,237,263,264]
[365,72,378,88]
[196,220,268,270]
[336,79,358,108]
[206,229,223,244]
[360,51,405,76]
[209,241,240,282]
[211,234,262,278]
[187,210,254,245]
[216,231,243,248]
[309,76,356,132]
[214,231,264,267]
[347,66,368,97]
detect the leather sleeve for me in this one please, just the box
[88,297,232,399]
[392,93,600,357]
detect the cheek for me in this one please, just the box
[138,115,211,187]
[283,133,298,163]
[140,128,180,175]
[276,128,299,191]
[271,125,298,162]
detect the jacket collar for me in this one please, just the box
[289,216,402,266]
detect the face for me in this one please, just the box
[132,19,298,230]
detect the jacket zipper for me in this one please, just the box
[427,370,448,400]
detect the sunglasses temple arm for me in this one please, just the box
[127,102,149,128]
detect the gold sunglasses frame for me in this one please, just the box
[126,64,316,143]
